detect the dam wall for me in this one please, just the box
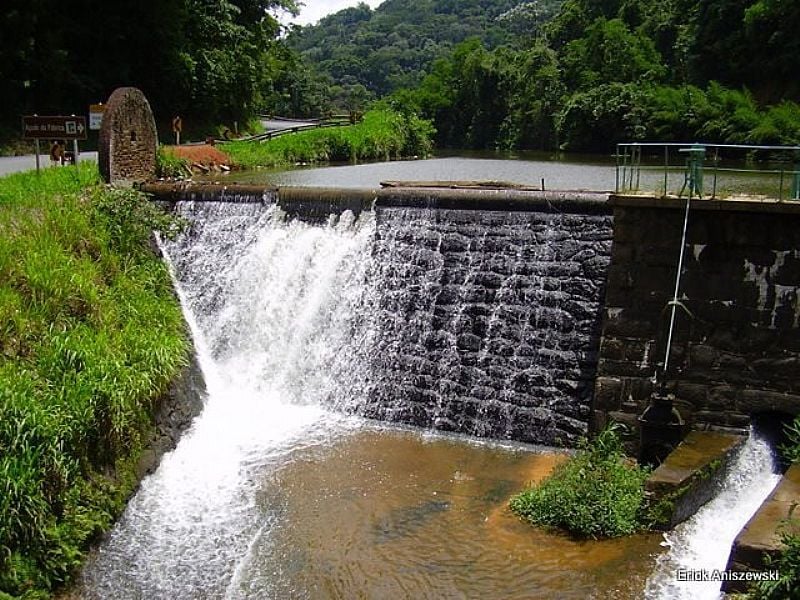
[142,182,800,447]
[595,196,800,439]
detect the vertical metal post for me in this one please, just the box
[663,190,693,375]
[793,153,800,200]
[628,146,635,189]
[635,145,641,190]
[664,146,669,197]
[34,139,41,173]
[622,146,629,192]
[779,168,785,202]
[711,148,719,199]
[73,139,79,166]
[615,144,620,193]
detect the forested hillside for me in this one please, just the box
[292,0,800,152]
[394,0,800,151]
[288,0,563,97]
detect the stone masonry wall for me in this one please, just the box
[595,197,800,439]
[360,206,613,447]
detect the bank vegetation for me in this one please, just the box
[222,108,434,168]
[0,165,188,599]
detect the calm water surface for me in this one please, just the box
[229,425,663,599]
[209,151,796,199]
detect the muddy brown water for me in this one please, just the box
[236,427,663,599]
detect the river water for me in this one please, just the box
[73,157,783,598]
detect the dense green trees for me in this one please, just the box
[386,0,800,152]
[0,0,300,143]
[288,0,563,98]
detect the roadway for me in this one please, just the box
[0,152,98,177]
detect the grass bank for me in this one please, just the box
[222,108,435,168]
[0,165,189,598]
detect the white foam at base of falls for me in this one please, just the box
[77,202,376,598]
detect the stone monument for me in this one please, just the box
[98,87,158,185]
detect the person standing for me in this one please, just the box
[49,141,63,166]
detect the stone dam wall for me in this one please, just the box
[361,206,613,447]
[142,183,800,447]
[595,196,800,441]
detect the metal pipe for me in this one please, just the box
[664,146,669,196]
[635,146,641,191]
[663,190,693,375]
[712,148,719,199]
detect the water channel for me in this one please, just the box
[74,156,783,598]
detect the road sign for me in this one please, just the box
[22,115,88,140]
[89,104,104,130]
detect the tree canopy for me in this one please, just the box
[0,0,299,141]
[385,0,800,151]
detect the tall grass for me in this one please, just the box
[223,108,435,168]
[0,164,189,598]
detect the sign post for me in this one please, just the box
[89,103,104,130]
[22,115,87,169]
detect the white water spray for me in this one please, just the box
[77,202,376,598]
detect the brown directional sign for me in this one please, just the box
[22,115,88,140]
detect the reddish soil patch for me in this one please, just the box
[165,144,231,167]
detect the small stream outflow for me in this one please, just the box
[645,427,782,599]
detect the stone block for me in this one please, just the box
[735,389,800,415]
[593,377,623,410]
[723,464,800,592]
[646,431,745,529]
[99,87,158,184]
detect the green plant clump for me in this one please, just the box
[510,425,650,538]
[155,146,190,179]
[0,164,188,598]
[222,108,435,169]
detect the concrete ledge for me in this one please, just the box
[610,193,800,215]
[278,186,378,221]
[645,431,746,529]
[140,181,277,203]
[377,186,611,214]
[141,182,611,215]
[723,463,800,592]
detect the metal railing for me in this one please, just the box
[232,113,364,144]
[616,142,800,201]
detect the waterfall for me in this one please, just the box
[77,200,375,598]
[645,427,782,599]
[76,198,614,597]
